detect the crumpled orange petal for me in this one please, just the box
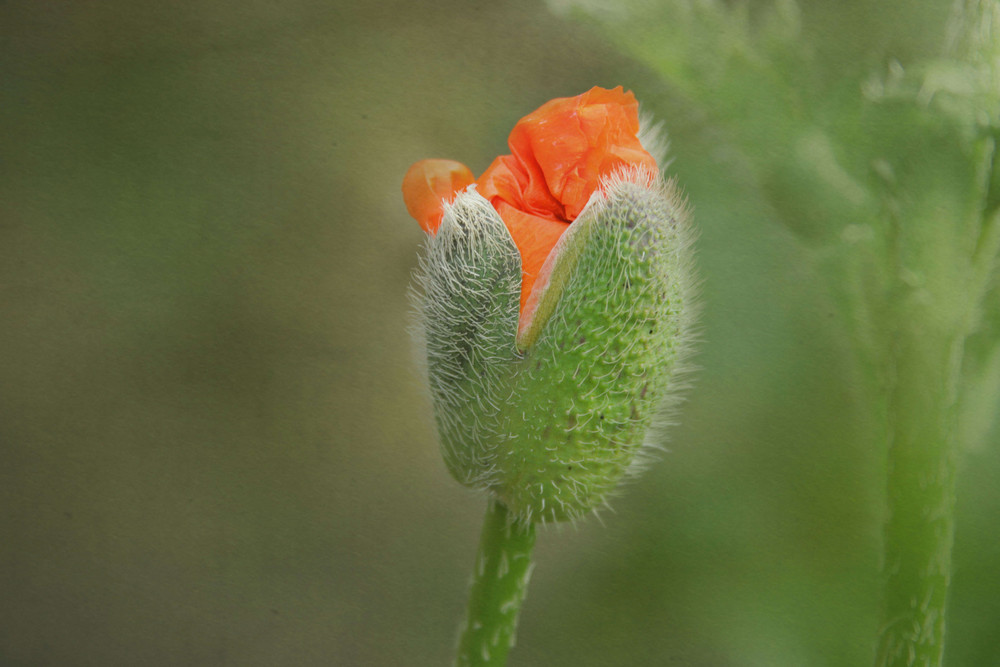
[479,86,657,312]
[402,86,657,315]
[498,86,656,220]
[402,159,475,234]
[492,203,569,307]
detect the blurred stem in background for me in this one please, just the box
[454,500,536,667]
[553,0,1000,665]
[877,322,961,665]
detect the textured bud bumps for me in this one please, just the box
[414,167,695,523]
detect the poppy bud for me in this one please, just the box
[407,87,696,523]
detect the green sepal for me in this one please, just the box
[415,191,522,488]
[494,168,696,523]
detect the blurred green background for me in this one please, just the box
[2,1,998,665]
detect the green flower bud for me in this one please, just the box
[414,167,696,524]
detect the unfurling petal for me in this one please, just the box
[402,159,475,234]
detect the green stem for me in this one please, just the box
[454,498,537,667]
[875,326,964,667]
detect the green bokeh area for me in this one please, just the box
[2,2,998,665]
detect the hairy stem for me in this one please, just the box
[454,499,536,667]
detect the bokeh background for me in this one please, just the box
[2,1,998,665]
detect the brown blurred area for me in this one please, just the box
[0,3,655,664]
[3,2,998,666]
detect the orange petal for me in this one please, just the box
[402,159,475,234]
[493,202,570,312]
[476,155,526,211]
[478,154,564,222]
[507,86,656,221]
